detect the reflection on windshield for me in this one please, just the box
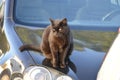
[15,0,120,24]
[0,28,9,54]
[15,27,117,52]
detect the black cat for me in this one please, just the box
[20,18,73,68]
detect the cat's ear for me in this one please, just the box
[62,18,67,24]
[62,18,67,23]
[61,18,67,26]
[49,18,54,25]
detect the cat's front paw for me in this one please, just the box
[60,63,66,68]
[53,63,58,68]
[51,60,58,68]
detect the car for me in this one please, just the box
[0,0,120,80]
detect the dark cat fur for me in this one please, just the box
[19,18,73,68]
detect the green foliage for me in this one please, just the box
[72,30,117,52]
[15,27,117,52]
[0,28,9,53]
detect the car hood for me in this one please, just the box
[15,26,106,80]
[28,47,105,80]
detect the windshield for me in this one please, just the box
[14,0,120,25]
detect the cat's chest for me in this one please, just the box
[51,36,67,47]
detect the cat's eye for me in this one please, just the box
[59,28,62,31]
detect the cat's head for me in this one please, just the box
[49,18,69,37]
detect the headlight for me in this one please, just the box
[23,66,73,80]
[57,76,72,80]
[23,66,52,80]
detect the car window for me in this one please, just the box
[14,0,120,26]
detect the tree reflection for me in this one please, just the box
[0,28,9,54]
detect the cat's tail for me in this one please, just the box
[19,44,41,53]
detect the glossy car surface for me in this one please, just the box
[0,0,120,80]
